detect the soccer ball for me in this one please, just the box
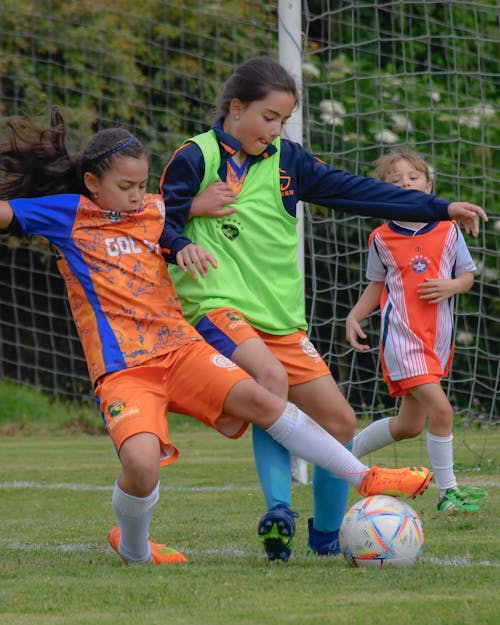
[339,495,424,569]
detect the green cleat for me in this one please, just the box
[437,488,482,512]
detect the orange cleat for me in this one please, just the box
[358,466,433,499]
[108,526,188,565]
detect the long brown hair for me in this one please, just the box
[0,107,145,199]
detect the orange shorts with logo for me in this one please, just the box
[195,308,331,386]
[95,341,251,466]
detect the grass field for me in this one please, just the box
[0,386,498,625]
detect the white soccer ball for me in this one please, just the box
[339,495,424,569]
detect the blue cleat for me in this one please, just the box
[307,517,341,556]
[257,504,298,562]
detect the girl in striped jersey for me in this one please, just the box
[346,151,487,511]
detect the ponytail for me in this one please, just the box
[0,107,146,200]
[0,106,79,199]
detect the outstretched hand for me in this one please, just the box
[176,243,217,279]
[448,202,488,237]
[190,182,237,218]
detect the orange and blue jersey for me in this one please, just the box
[9,193,201,385]
[366,220,476,383]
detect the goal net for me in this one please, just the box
[300,1,498,468]
[0,1,497,467]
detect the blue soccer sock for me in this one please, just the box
[312,442,353,533]
[252,424,292,510]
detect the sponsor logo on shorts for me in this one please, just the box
[211,353,238,370]
[107,401,141,430]
[108,401,126,417]
[226,311,247,329]
[301,337,321,362]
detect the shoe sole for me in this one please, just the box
[261,536,292,562]
[409,469,433,499]
[258,518,294,562]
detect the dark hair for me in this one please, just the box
[0,106,145,199]
[214,57,298,119]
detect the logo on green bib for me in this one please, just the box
[220,219,242,241]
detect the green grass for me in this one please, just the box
[0,383,499,624]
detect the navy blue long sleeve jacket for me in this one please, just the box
[160,119,450,262]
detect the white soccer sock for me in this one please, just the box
[112,481,160,564]
[352,417,395,458]
[426,432,457,495]
[266,402,369,489]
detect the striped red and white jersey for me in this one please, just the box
[366,220,476,382]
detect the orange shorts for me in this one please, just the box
[95,341,251,466]
[386,373,444,397]
[195,308,331,386]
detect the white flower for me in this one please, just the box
[429,90,441,102]
[302,62,320,79]
[384,76,402,88]
[320,100,346,116]
[482,266,498,282]
[320,100,346,126]
[456,331,474,345]
[374,129,399,144]
[328,55,353,78]
[458,114,481,129]
[320,113,344,126]
[494,220,500,233]
[391,113,414,132]
[471,103,496,119]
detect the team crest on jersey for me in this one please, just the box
[280,169,294,197]
[106,210,123,223]
[108,401,126,417]
[211,353,238,370]
[410,255,430,274]
[301,337,321,362]
[220,218,242,241]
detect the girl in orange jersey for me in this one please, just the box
[346,150,487,511]
[0,109,434,566]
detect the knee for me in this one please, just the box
[338,405,356,440]
[254,360,288,398]
[393,421,424,440]
[321,404,356,442]
[119,450,159,497]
